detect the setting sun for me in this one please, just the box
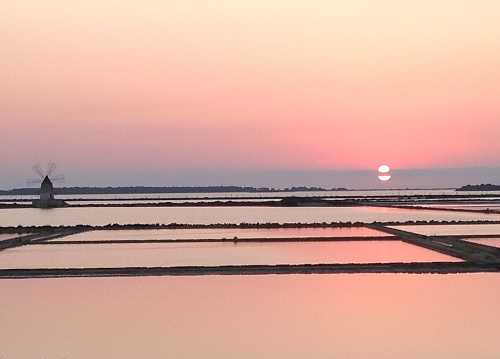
[378,165,391,181]
[378,175,392,181]
[378,165,390,173]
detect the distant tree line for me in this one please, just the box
[0,186,347,195]
[456,184,500,191]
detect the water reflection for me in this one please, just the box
[466,238,500,248]
[0,274,499,359]
[1,206,498,227]
[419,204,500,211]
[0,240,459,270]
[393,224,500,236]
[58,227,390,242]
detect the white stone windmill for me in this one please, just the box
[27,163,67,208]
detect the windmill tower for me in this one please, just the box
[40,175,55,201]
[27,163,67,208]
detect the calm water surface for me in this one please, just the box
[0,189,471,202]
[0,240,459,269]
[393,224,500,236]
[1,205,498,227]
[420,204,500,211]
[2,197,499,358]
[467,238,500,248]
[1,274,499,359]
[57,227,390,242]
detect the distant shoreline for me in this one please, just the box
[2,261,499,278]
[2,192,500,210]
[0,185,345,196]
[2,183,500,196]
[456,184,500,191]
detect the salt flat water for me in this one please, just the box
[1,205,499,227]
[0,188,466,202]
[467,238,500,248]
[419,204,500,211]
[1,274,499,359]
[3,188,500,206]
[1,193,499,358]
[0,240,459,269]
[56,226,389,242]
[393,224,500,236]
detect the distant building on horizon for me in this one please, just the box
[32,175,67,208]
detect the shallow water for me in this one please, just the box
[466,238,500,248]
[1,274,499,359]
[0,239,459,269]
[1,197,499,358]
[393,224,500,236]
[1,205,498,227]
[419,203,500,211]
[0,188,467,202]
[57,226,390,242]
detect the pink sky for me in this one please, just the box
[1,1,500,189]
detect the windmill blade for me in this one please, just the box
[46,162,57,177]
[26,178,42,186]
[32,164,45,179]
[51,174,65,183]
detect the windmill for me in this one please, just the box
[27,163,67,208]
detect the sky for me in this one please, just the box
[1,1,500,190]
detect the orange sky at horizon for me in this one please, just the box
[1,1,500,188]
